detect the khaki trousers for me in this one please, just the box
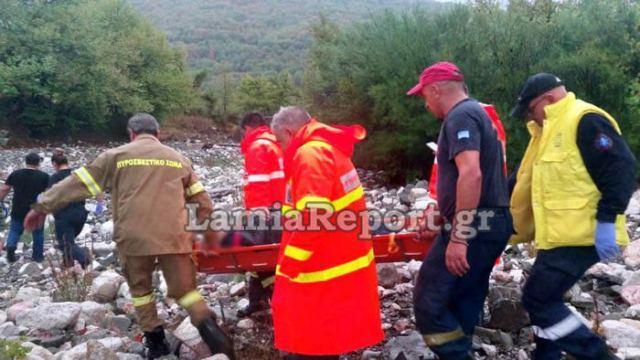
[122,254,212,331]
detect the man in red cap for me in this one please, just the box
[408,62,513,359]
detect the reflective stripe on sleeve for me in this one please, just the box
[532,314,584,340]
[276,248,374,283]
[178,290,204,309]
[284,245,313,261]
[185,181,205,197]
[132,293,155,307]
[74,167,102,196]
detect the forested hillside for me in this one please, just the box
[128,0,445,75]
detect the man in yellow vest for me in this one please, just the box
[510,73,636,360]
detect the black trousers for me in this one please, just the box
[54,207,89,267]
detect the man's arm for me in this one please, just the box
[454,150,482,227]
[577,113,637,222]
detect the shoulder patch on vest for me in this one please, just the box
[595,133,613,151]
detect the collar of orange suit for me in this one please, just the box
[240,125,277,154]
[283,118,367,180]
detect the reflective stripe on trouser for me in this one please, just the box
[414,209,511,360]
[522,246,609,360]
[122,254,213,331]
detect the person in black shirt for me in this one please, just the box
[406,62,513,359]
[0,152,49,262]
[49,149,93,268]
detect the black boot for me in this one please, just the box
[6,247,16,263]
[144,326,170,359]
[197,316,235,360]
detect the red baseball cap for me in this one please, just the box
[406,61,465,96]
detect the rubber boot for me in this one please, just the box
[6,247,16,263]
[144,326,170,359]
[197,316,235,360]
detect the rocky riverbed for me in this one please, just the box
[0,141,639,360]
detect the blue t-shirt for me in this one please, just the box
[436,98,509,221]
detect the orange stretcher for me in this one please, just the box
[193,232,433,274]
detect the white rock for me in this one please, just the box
[100,220,114,236]
[6,301,34,321]
[118,282,131,299]
[19,262,43,277]
[237,318,255,329]
[617,347,640,360]
[0,321,20,337]
[230,282,246,297]
[174,317,212,358]
[407,260,422,276]
[481,343,498,358]
[0,310,6,324]
[624,241,640,269]
[16,302,81,330]
[626,304,640,320]
[116,354,143,360]
[202,355,230,360]
[626,191,640,215]
[602,320,640,349]
[92,270,125,303]
[157,271,168,296]
[92,242,116,257]
[53,337,126,360]
[15,287,42,302]
[237,298,250,310]
[22,342,54,360]
[80,301,109,326]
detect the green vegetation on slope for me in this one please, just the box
[128,0,445,76]
[303,0,640,182]
[0,0,196,136]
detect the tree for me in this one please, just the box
[0,0,196,135]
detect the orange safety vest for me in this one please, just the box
[272,119,383,355]
[241,125,285,208]
[428,103,507,199]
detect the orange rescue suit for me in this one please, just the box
[272,119,384,355]
[241,125,285,208]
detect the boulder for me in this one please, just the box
[624,241,640,269]
[486,286,530,332]
[626,304,640,320]
[617,347,640,360]
[80,301,109,326]
[229,282,246,297]
[0,310,6,324]
[6,301,34,321]
[19,262,43,277]
[384,331,436,360]
[0,321,20,337]
[174,317,212,359]
[602,320,640,349]
[22,341,54,360]
[53,337,126,360]
[15,287,43,303]
[86,339,119,360]
[377,264,401,289]
[92,270,125,303]
[622,286,640,305]
[16,302,81,330]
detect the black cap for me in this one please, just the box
[25,152,42,166]
[510,73,564,119]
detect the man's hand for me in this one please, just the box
[595,221,619,261]
[417,202,442,241]
[24,209,47,232]
[445,235,470,276]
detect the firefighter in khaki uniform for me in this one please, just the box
[24,114,235,360]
